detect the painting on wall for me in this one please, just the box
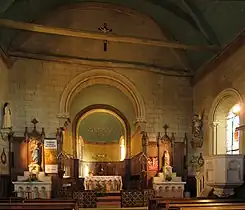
[78,111,125,144]
[147,156,158,171]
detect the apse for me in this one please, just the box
[76,109,126,162]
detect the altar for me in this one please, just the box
[84,176,122,192]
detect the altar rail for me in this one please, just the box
[59,189,155,208]
[148,198,245,210]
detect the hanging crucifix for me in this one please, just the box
[98,23,112,52]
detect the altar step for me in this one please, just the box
[97,195,121,208]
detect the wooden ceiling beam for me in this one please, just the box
[0,18,219,51]
[9,50,193,77]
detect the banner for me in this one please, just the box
[44,139,58,174]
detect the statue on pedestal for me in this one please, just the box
[29,141,42,174]
[162,150,172,181]
[162,150,170,167]
[191,110,204,148]
[2,102,12,129]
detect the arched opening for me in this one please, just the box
[72,104,131,177]
[59,66,146,123]
[210,89,243,155]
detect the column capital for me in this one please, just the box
[57,113,70,128]
[57,112,70,119]
[209,121,220,127]
[135,119,147,131]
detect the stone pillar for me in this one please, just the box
[211,121,219,155]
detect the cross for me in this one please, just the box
[98,23,112,51]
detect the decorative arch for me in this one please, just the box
[72,104,131,159]
[208,88,244,155]
[59,69,146,122]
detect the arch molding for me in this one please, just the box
[59,69,146,122]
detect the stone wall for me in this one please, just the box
[8,59,193,143]
[0,58,9,174]
[193,44,245,156]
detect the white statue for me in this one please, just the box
[2,102,12,129]
[192,111,204,138]
[162,150,170,167]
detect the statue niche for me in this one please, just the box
[21,119,45,172]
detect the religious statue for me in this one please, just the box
[31,141,42,166]
[28,141,42,174]
[161,150,172,181]
[56,127,64,154]
[162,150,170,168]
[2,102,12,129]
[191,110,204,148]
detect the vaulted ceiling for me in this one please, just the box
[0,0,245,73]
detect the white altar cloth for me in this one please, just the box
[84,176,122,192]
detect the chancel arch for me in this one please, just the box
[209,88,244,155]
[59,69,146,122]
[73,105,130,177]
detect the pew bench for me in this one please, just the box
[0,199,78,210]
[149,198,245,210]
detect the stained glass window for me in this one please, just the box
[226,104,240,154]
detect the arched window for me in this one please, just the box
[210,89,243,155]
[226,104,240,154]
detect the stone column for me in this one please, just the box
[211,121,220,155]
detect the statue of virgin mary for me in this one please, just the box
[2,102,12,129]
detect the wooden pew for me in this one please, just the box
[149,198,245,210]
[0,199,78,210]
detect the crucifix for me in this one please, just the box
[98,23,112,52]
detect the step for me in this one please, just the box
[97,201,121,208]
[97,196,121,201]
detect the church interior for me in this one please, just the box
[1,0,245,209]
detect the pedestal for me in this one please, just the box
[12,171,52,199]
[153,181,186,198]
[153,172,186,198]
